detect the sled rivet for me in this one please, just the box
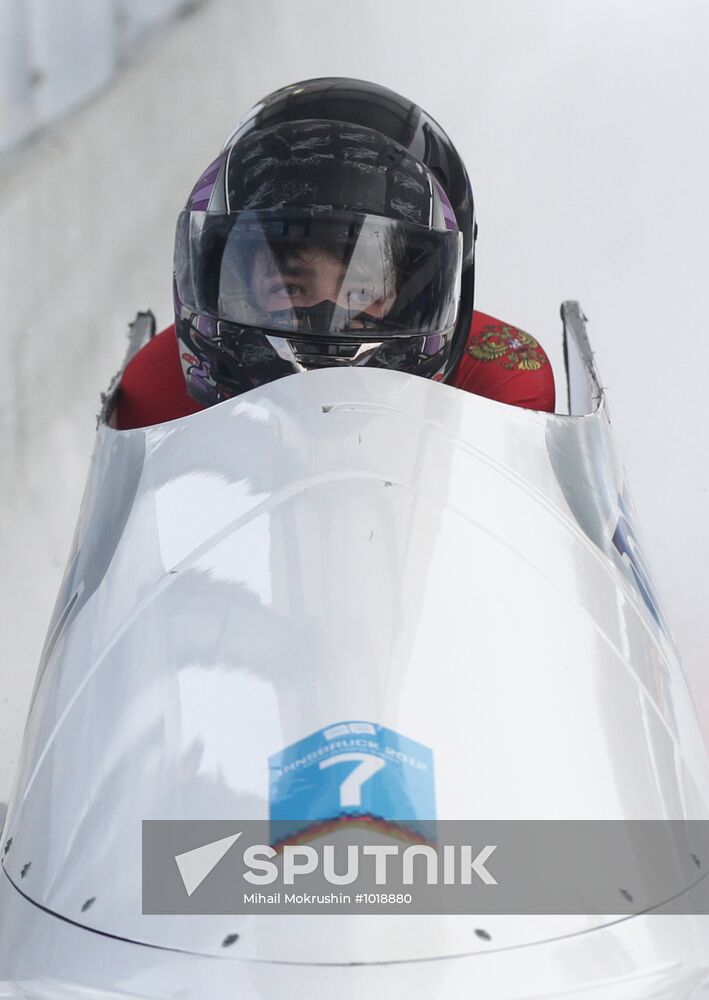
[474,928,491,941]
[81,897,96,912]
[222,933,239,947]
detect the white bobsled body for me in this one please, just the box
[1,305,708,998]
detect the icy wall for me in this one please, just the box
[0,1,197,153]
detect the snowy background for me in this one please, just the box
[1,0,708,813]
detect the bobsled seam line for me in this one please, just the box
[6,863,707,966]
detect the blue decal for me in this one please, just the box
[612,489,668,637]
[269,721,435,836]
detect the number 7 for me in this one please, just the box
[319,753,386,807]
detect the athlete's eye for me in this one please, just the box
[269,283,301,297]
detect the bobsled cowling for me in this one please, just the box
[1,305,709,997]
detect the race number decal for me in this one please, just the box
[269,721,435,830]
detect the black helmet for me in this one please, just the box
[174,78,476,406]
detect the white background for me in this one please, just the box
[1,0,707,807]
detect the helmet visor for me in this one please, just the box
[175,209,462,337]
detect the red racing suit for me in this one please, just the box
[114,311,555,430]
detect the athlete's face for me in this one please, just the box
[250,244,396,320]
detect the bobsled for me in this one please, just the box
[1,303,708,999]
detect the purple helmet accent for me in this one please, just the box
[189,153,226,211]
[433,177,458,232]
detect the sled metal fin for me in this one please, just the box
[98,310,157,426]
[561,301,603,416]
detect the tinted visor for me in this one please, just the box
[175,209,462,337]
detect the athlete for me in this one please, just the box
[114,78,554,430]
